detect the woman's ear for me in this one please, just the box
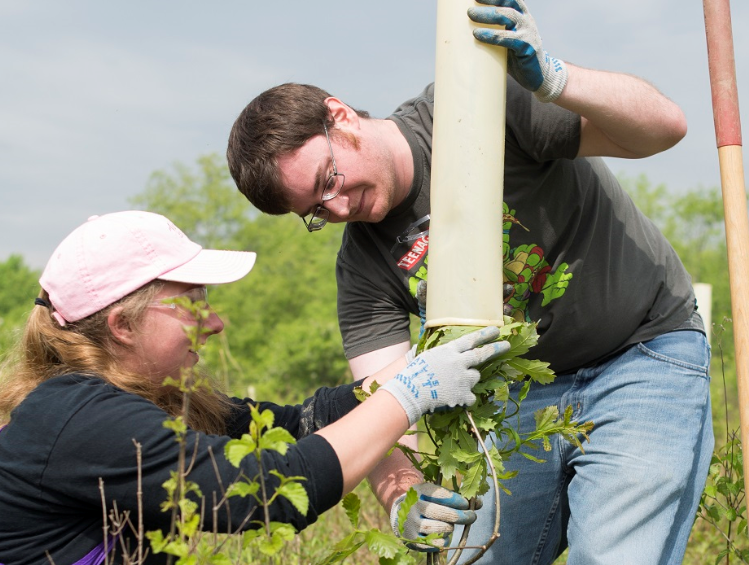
[107,307,136,346]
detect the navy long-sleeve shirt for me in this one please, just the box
[0,373,362,565]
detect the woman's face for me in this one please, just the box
[129,281,224,387]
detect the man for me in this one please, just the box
[226,1,713,562]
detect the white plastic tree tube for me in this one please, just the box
[425,0,508,329]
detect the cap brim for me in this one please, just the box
[158,250,257,285]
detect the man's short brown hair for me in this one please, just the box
[227,83,369,215]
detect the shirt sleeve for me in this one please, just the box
[336,230,416,359]
[225,379,365,439]
[505,78,581,162]
[41,379,352,534]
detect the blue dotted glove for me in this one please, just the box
[468,0,568,103]
[390,483,481,552]
[382,326,509,426]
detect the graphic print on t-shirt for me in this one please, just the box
[392,203,573,322]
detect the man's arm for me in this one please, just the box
[558,64,687,160]
[467,0,687,160]
[349,341,424,512]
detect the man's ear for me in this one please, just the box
[325,97,360,130]
[107,307,136,346]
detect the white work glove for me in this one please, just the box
[383,326,509,426]
[468,0,568,103]
[390,483,481,552]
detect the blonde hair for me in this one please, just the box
[0,282,232,434]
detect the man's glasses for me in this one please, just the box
[302,122,346,232]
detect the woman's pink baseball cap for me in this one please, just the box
[40,211,257,326]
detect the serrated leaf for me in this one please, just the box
[517,380,532,403]
[251,407,275,431]
[451,448,483,464]
[459,459,485,499]
[342,492,361,527]
[269,522,296,540]
[507,357,555,385]
[224,435,256,467]
[507,322,539,354]
[398,488,419,536]
[259,427,296,454]
[534,406,559,430]
[226,481,260,498]
[436,437,460,479]
[365,529,402,559]
[276,482,310,516]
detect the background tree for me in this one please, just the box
[0,255,40,358]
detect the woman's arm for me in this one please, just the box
[316,358,411,495]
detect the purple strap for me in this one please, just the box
[74,535,116,565]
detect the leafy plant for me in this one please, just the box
[406,319,591,562]
[697,320,748,565]
[351,318,593,564]
[315,493,417,565]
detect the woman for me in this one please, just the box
[0,211,504,565]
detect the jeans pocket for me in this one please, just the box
[635,330,710,375]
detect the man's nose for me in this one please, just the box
[324,193,351,219]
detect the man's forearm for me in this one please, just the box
[560,63,687,159]
[367,432,424,512]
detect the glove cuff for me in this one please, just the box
[380,380,420,427]
[535,54,568,103]
[390,493,407,537]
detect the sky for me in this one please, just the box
[1,1,747,269]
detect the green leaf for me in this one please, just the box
[534,405,559,430]
[459,459,486,499]
[226,481,260,498]
[508,357,555,385]
[251,407,276,432]
[276,481,310,515]
[436,437,460,479]
[398,488,419,536]
[365,529,402,559]
[517,380,532,403]
[342,492,361,528]
[504,322,539,356]
[208,554,233,565]
[319,540,366,565]
[451,448,483,465]
[208,553,233,565]
[163,417,187,435]
[224,435,256,466]
[259,427,296,454]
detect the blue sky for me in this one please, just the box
[1,0,747,268]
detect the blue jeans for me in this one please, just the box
[454,329,713,565]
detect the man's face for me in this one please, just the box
[277,128,400,226]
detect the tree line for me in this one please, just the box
[0,155,736,426]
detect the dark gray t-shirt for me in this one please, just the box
[336,81,698,374]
